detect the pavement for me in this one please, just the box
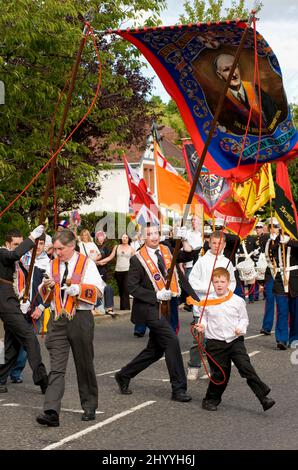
[1,298,298,453]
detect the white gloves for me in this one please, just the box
[270,233,277,241]
[61,284,80,297]
[156,288,172,301]
[280,235,290,244]
[20,300,31,314]
[30,225,45,240]
[174,226,187,240]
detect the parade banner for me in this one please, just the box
[117,21,298,182]
[182,140,231,212]
[275,161,298,240]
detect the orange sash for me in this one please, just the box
[227,81,262,128]
[16,264,26,297]
[137,245,180,295]
[51,254,88,320]
[187,289,233,307]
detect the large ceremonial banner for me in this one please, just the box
[117,21,298,181]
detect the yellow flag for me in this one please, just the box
[233,163,275,218]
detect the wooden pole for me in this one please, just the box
[23,22,90,301]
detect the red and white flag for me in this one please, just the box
[124,157,160,226]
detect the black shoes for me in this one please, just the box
[171,391,192,403]
[0,385,8,393]
[261,396,275,411]
[11,378,23,384]
[81,409,96,421]
[277,342,287,350]
[134,332,145,338]
[260,329,271,336]
[36,410,60,427]
[202,399,217,411]
[115,372,132,395]
[38,375,49,394]
[183,304,192,312]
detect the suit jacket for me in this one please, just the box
[128,247,190,325]
[0,238,34,313]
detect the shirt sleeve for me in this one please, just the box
[236,298,249,334]
[189,259,203,291]
[83,258,106,294]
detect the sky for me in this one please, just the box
[145,0,298,104]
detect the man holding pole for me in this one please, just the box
[0,226,48,394]
[115,224,192,402]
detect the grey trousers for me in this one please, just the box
[44,309,98,414]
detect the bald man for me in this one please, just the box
[214,53,279,135]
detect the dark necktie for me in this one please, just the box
[155,249,167,279]
[61,262,69,300]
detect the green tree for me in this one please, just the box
[0,0,166,230]
[179,0,253,23]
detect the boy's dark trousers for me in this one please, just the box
[205,336,270,405]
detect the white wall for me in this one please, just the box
[79,168,130,215]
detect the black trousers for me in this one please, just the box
[205,336,270,405]
[120,315,187,394]
[44,309,98,414]
[114,271,130,310]
[0,311,47,385]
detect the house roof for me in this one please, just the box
[87,125,186,168]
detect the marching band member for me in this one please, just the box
[271,231,298,350]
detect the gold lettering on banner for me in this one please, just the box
[280,205,295,225]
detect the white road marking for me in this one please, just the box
[2,403,20,407]
[42,401,156,451]
[96,369,120,377]
[199,350,261,379]
[0,402,104,414]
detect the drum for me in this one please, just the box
[236,258,256,284]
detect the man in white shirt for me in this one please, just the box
[187,230,236,380]
[195,267,275,412]
[182,216,203,312]
[36,230,105,427]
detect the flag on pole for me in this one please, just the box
[274,161,298,239]
[123,157,160,226]
[154,142,200,216]
[233,163,276,218]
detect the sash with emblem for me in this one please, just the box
[51,254,88,320]
[136,245,180,296]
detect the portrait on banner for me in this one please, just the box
[192,46,288,136]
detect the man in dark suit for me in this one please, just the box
[0,227,48,394]
[215,53,281,135]
[115,224,192,402]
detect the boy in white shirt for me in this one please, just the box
[195,267,275,412]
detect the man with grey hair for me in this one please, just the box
[36,229,105,427]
